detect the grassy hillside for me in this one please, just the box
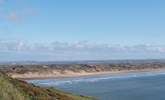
[0,72,94,100]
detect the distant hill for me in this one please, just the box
[1,59,165,65]
[0,71,94,100]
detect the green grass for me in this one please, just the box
[0,72,95,100]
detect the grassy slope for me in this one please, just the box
[0,72,94,100]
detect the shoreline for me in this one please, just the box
[11,68,165,80]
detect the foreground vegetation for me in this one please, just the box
[0,71,94,100]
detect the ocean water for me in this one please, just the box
[28,72,165,100]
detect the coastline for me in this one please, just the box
[10,68,165,80]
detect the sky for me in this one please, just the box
[0,0,165,61]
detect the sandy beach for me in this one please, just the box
[10,68,165,80]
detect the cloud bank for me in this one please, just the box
[0,40,165,53]
[0,40,165,61]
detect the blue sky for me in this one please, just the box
[0,0,165,61]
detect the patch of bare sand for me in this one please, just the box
[9,68,165,80]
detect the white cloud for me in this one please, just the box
[1,40,165,61]
[0,40,165,53]
[6,12,19,21]
[0,0,37,22]
[0,40,31,51]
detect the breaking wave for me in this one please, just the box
[27,72,165,86]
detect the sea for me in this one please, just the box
[27,72,165,100]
